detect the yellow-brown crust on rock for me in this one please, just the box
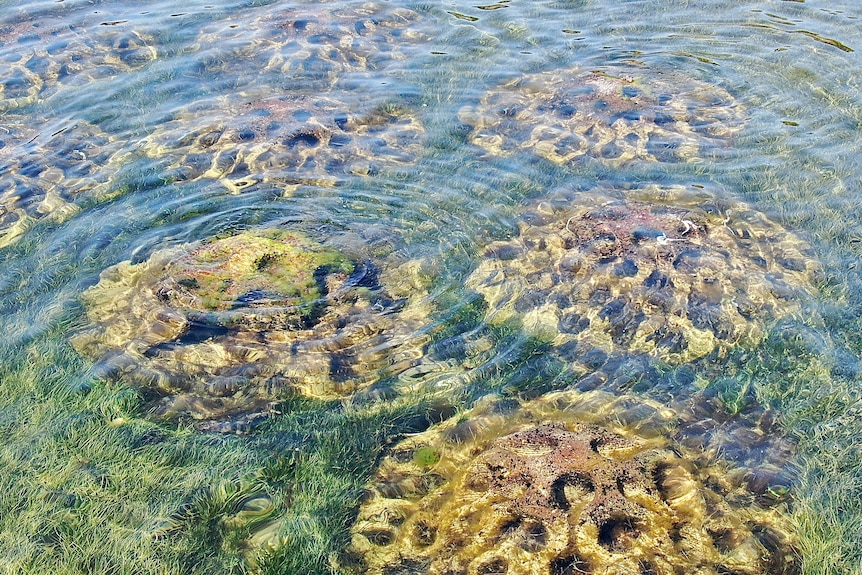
[70,230,431,429]
[349,392,799,575]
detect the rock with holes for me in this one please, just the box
[347,392,799,575]
[0,10,156,110]
[466,184,819,365]
[191,2,428,89]
[0,118,126,248]
[70,229,432,430]
[459,66,745,166]
[140,90,425,193]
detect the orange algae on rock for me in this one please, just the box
[459,66,746,166]
[466,184,819,364]
[70,229,431,430]
[348,393,799,575]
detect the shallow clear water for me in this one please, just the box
[1,0,861,573]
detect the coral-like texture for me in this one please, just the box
[0,13,156,111]
[349,392,798,575]
[141,92,425,192]
[70,229,431,430]
[191,2,428,89]
[466,184,818,364]
[459,66,745,166]
[0,118,125,248]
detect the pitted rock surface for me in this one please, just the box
[349,393,798,575]
[192,2,428,89]
[141,91,425,193]
[459,66,745,166]
[466,184,819,364]
[0,11,156,111]
[0,119,126,249]
[70,229,431,429]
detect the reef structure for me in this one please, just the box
[466,184,819,365]
[348,392,799,575]
[0,12,156,111]
[191,2,428,89]
[459,66,746,166]
[0,118,126,249]
[70,229,431,431]
[140,91,426,193]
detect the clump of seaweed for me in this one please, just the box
[459,65,746,166]
[69,229,432,430]
[467,183,820,365]
[348,392,799,575]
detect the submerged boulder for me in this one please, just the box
[70,229,431,430]
[459,66,745,166]
[191,2,429,89]
[141,92,426,193]
[348,392,798,575]
[0,118,125,249]
[467,184,819,364]
[0,12,156,111]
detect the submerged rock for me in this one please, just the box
[459,66,746,166]
[141,92,426,193]
[191,2,428,89]
[0,118,125,249]
[0,13,157,111]
[348,392,799,575]
[70,229,431,430]
[466,184,819,364]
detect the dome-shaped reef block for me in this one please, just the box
[70,229,431,430]
[191,2,428,89]
[141,92,426,192]
[459,66,746,166]
[466,184,820,365]
[348,392,799,575]
[0,11,157,110]
[0,118,126,249]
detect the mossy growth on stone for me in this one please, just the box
[70,229,431,429]
[459,66,746,166]
[348,392,799,575]
[467,184,820,365]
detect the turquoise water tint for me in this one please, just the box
[1,0,861,573]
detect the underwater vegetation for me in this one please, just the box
[2,0,862,573]
[348,392,798,575]
[459,66,745,166]
[69,229,432,431]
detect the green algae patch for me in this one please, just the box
[69,229,432,429]
[157,230,353,314]
[347,392,799,575]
